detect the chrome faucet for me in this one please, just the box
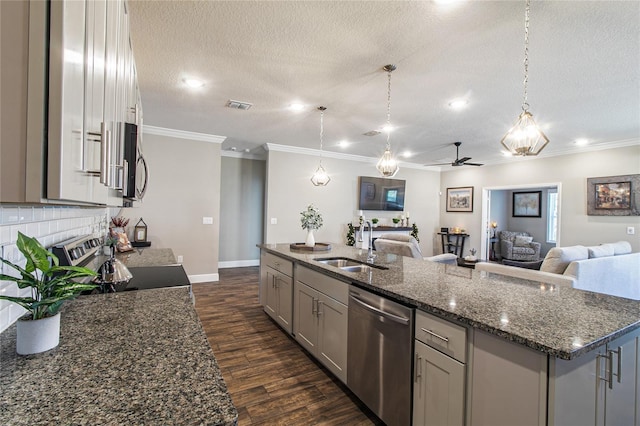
[365,220,376,263]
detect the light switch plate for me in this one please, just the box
[271,218,277,225]
[202,217,213,225]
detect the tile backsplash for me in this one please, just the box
[0,205,111,333]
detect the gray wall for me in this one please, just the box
[506,187,556,256]
[441,145,640,256]
[264,148,442,256]
[219,156,265,266]
[121,131,222,282]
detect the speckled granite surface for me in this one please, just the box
[0,288,237,426]
[87,248,178,271]
[261,243,640,360]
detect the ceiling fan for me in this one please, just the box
[426,142,483,167]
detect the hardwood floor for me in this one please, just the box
[192,267,384,426]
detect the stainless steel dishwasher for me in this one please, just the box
[348,285,413,426]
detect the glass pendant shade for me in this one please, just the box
[376,146,399,177]
[502,0,549,156]
[501,111,549,156]
[311,163,331,186]
[311,106,330,186]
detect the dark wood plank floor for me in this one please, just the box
[192,267,384,426]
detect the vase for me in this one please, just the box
[305,229,315,247]
[16,313,61,355]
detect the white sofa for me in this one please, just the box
[477,241,640,300]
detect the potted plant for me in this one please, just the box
[0,232,97,355]
[300,204,323,247]
[392,217,401,227]
[371,218,379,227]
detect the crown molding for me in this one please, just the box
[221,150,266,160]
[264,143,435,171]
[142,125,226,143]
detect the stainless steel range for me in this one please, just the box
[51,235,190,293]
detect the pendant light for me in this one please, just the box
[376,64,400,177]
[310,106,330,186]
[500,0,549,156]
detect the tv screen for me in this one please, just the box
[358,176,406,211]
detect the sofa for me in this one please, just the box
[477,241,640,300]
[374,234,458,264]
[499,231,542,261]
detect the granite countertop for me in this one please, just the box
[260,243,640,360]
[0,288,238,425]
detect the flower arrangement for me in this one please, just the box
[110,216,129,228]
[300,204,323,231]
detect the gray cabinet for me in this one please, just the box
[294,265,348,384]
[260,252,293,334]
[550,328,640,426]
[413,310,466,426]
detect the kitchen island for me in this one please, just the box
[0,287,237,426]
[260,243,640,425]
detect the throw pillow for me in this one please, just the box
[587,244,615,258]
[609,241,632,255]
[514,235,534,246]
[540,245,589,274]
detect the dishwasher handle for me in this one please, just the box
[349,294,410,325]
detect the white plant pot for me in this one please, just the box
[305,229,315,247]
[16,313,61,355]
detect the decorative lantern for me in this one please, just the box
[134,218,148,242]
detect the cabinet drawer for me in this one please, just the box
[295,265,349,305]
[416,310,467,363]
[264,252,293,277]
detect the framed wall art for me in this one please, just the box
[512,191,541,217]
[587,174,639,216]
[446,186,473,212]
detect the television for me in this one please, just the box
[358,176,406,211]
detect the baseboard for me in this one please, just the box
[218,259,259,269]
[188,273,220,283]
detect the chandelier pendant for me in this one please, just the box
[501,0,549,156]
[311,106,331,186]
[376,64,400,177]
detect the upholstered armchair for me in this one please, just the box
[499,231,542,261]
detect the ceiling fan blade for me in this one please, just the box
[464,162,484,166]
[457,157,472,163]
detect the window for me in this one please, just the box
[547,190,558,243]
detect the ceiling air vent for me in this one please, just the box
[226,99,253,110]
[363,130,381,136]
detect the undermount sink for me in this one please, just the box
[314,257,388,272]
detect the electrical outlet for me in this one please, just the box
[177,255,183,263]
[627,226,635,235]
[271,218,278,225]
[202,217,213,225]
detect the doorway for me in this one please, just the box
[480,183,562,262]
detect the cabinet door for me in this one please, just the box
[264,268,278,319]
[604,331,639,426]
[413,341,465,426]
[294,281,318,354]
[47,0,92,203]
[275,273,293,334]
[317,294,348,384]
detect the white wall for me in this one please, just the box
[264,148,441,256]
[219,156,265,267]
[441,145,640,255]
[121,129,222,282]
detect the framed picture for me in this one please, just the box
[513,191,541,217]
[587,174,639,216]
[446,186,473,212]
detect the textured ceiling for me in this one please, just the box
[128,0,640,166]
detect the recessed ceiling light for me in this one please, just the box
[401,151,413,158]
[501,150,513,157]
[448,98,468,110]
[338,140,350,148]
[289,103,305,112]
[574,138,589,146]
[382,124,394,132]
[183,78,205,88]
